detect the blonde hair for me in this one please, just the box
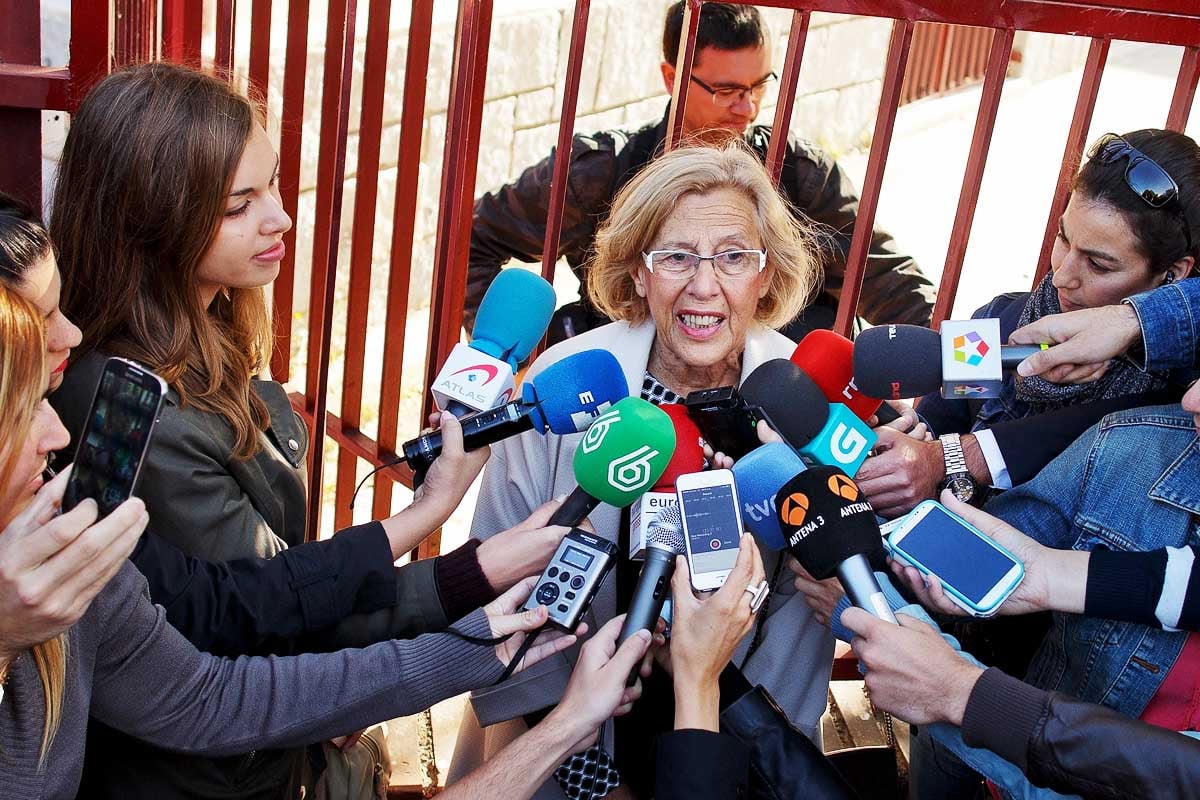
[0,284,68,763]
[588,143,820,328]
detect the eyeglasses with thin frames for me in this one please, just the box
[641,249,767,280]
[688,73,777,108]
[1089,133,1192,252]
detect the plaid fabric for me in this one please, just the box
[641,372,680,405]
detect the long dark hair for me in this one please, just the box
[0,192,53,287]
[52,62,273,459]
[1073,129,1200,271]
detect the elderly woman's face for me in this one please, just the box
[633,188,771,371]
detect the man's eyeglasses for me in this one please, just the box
[689,73,776,108]
[1089,133,1192,251]
[641,249,767,280]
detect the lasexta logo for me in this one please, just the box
[952,331,990,366]
[780,492,809,526]
[580,407,620,453]
[827,474,859,501]
[450,364,500,385]
[607,446,660,493]
[830,423,869,465]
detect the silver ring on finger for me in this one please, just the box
[744,580,770,613]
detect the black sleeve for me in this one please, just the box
[963,667,1200,800]
[133,521,398,657]
[654,730,750,800]
[1087,545,1200,631]
[988,390,1176,486]
[914,389,978,438]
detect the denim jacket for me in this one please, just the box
[986,405,1200,717]
[1126,279,1200,375]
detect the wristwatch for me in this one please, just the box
[937,433,977,503]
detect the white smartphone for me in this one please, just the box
[676,469,745,591]
[885,500,1024,617]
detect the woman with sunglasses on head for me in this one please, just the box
[851,129,1198,521]
[43,63,573,798]
[0,281,575,800]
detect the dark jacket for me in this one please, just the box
[655,669,857,800]
[467,108,936,337]
[963,667,1200,800]
[918,292,1179,486]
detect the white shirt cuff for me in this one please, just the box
[973,429,1011,489]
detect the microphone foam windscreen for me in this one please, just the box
[853,324,942,400]
[527,349,629,434]
[740,359,829,447]
[791,330,883,421]
[574,397,676,507]
[730,441,806,551]
[656,404,707,490]
[471,269,557,370]
[774,465,883,580]
[646,503,685,554]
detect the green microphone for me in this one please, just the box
[548,397,677,527]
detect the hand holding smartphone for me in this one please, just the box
[884,500,1024,617]
[676,469,745,591]
[62,358,166,518]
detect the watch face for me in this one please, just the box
[946,475,975,502]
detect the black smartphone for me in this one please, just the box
[683,386,762,461]
[62,357,167,517]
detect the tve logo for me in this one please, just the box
[952,331,991,366]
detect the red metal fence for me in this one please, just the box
[2,0,1199,790]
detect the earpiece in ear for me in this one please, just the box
[1164,272,1176,285]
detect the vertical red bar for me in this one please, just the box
[932,27,1014,327]
[1166,45,1200,132]
[0,0,43,207]
[421,0,494,419]
[184,0,204,64]
[372,0,434,520]
[114,0,157,65]
[664,0,700,152]
[832,19,914,337]
[765,10,810,183]
[215,0,236,72]
[1033,37,1109,287]
[162,0,185,61]
[270,0,313,383]
[333,0,393,530]
[539,0,591,287]
[68,0,113,107]
[247,0,272,97]
[305,0,360,537]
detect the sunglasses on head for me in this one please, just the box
[1089,133,1192,252]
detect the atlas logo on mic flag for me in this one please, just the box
[432,343,517,413]
[581,407,620,453]
[451,363,500,385]
[608,445,661,493]
[940,318,1003,400]
[952,331,991,366]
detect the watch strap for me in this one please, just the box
[939,433,969,478]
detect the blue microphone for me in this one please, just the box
[731,441,806,552]
[404,349,626,468]
[432,269,557,416]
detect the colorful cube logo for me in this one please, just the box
[953,331,990,366]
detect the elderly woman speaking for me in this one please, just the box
[448,145,831,798]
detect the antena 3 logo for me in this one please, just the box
[780,492,809,526]
[580,407,620,454]
[826,474,859,501]
[608,446,660,493]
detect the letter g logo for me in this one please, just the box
[581,407,621,454]
[829,423,868,465]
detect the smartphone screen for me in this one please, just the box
[895,504,1017,604]
[63,359,165,517]
[679,483,742,576]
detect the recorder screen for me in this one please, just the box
[680,484,741,574]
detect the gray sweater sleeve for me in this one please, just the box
[89,562,503,756]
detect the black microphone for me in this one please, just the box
[853,323,1049,399]
[739,358,829,447]
[618,504,684,646]
[774,466,897,623]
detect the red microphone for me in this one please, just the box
[791,330,883,422]
[630,403,705,558]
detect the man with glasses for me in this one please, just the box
[465,1,936,345]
